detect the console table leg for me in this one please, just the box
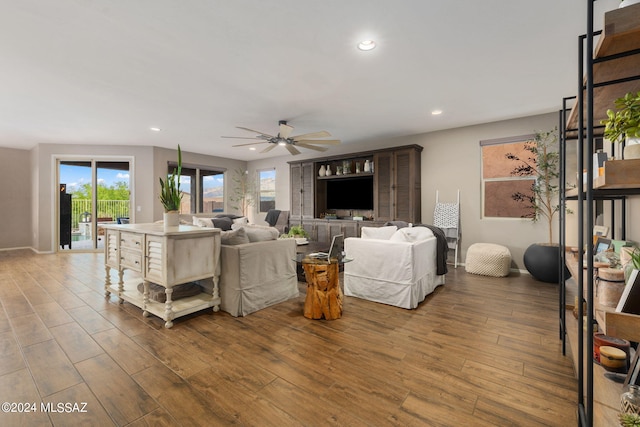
[164,287,174,328]
[212,276,220,312]
[104,265,111,298]
[142,281,150,318]
[117,269,124,304]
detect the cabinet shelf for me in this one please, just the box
[317,172,373,180]
[566,3,640,136]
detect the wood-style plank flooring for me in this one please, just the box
[0,249,577,426]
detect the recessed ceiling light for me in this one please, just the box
[150,127,161,132]
[431,110,443,115]
[357,40,376,51]
[249,147,256,151]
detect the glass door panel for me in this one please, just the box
[59,161,93,250]
[96,161,131,249]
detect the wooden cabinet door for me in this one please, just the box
[374,152,393,222]
[301,162,315,218]
[290,163,302,220]
[393,148,420,222]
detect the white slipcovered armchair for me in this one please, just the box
[344,226,445,309]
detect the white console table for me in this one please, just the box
[102,223,221,328]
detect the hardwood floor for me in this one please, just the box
[0,249,577,426]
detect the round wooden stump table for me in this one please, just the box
[299,256,347,320]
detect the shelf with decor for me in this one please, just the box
[317,172,374,180]
[560,3,640,426]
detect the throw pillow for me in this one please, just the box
[361,225,398,240]
[390,227,434,242]
[243,225,279,242]
[221,228,250,245]
[193,216,214,228]
[212,217,233,231]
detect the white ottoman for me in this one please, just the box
[465,243,511,277]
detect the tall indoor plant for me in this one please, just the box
[159,144,183,227]
[601,91,640,159]
[228,168,256,217]
[506,128,571,283]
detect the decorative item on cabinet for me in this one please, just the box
[319,165,326,177]
[325,164,332,176]
[336,166,342,175]
[355,162,361,173]
[621,385,640,416]
[364,159,370,172]
[159,144,182,229]
[601,91,640,159]
[343,160,351,174]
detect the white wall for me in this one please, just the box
[0,147,32,249]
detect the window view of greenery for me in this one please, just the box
[171,165,224,214]
[259,169,276,213]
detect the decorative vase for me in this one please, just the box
[163,211,180,229]
[523,243,571,283]
[325,165,332,176]
[364,159,371,172]
[336,166,342,175]
[620,0,640,8]
[318,165,326,177]
[621,385,640,415]
[343,160,350,174]
[355,162,361,173]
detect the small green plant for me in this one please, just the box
[630,247,640,269]
[159,145,183,212]
[619,412,640,427]
[601,91,640,143]
[287,225,308,238]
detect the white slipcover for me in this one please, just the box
[201,238,298,316]
[344,236,445,309]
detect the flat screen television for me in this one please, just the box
[326,177,373,210]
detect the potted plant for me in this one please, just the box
[506,128,572,283]
[601,91,640,159]
[159,144,183,228]
[287,225,308,238]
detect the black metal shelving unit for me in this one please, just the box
[559,2,640,426]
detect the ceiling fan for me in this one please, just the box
[222,120,341,155]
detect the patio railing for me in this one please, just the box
[71,199,130,229]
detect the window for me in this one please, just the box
[258,169,276,213]
[480,135,536,218]
[168,163,225,214]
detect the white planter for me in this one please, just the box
[620,0,640,7]
[623,139,640,159]
[163,211,180,229]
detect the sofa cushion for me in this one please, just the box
[243,225,279,242]
[221,228,250,245]
[193,216,233,231]
[361,225,397,240]
[390,227,434,243]
[231,217,249,230]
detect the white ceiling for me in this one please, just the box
[0,0,621,161]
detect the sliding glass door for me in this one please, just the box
[58,159,131,251]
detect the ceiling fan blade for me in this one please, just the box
[295,143,328,152]
[292,130,331,140]
[236,126,275,138]
[279,123,294,139]
[260,144,277,153]
[232,141,267,147]
[285,144,301,155]
[295,139,341,145]
[222,136,264,140]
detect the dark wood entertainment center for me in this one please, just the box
[288,144,422,244]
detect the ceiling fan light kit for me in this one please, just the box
[223,120,341,155]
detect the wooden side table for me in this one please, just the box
[297,255,350,320]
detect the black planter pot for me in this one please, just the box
[523,243,571,283]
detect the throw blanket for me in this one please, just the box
[384,221,448,275]
[264,209,281,227]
